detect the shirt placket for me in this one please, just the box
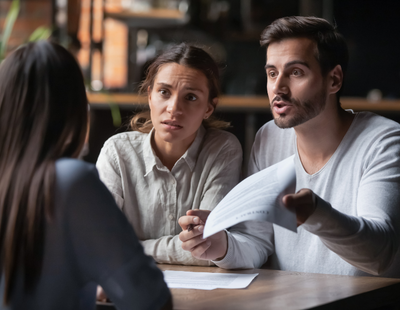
[167,174,177,234]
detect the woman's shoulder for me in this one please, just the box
[102,131,149,149]
[55,158,99,188]
[203,128,242,152]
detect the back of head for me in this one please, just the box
[0,41,88,305]
[260,16,348,98]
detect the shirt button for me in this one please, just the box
[168,214,175,220]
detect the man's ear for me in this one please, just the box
[328,64,343,95]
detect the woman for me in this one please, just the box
[96,43,243,266]
[0,41,171,310]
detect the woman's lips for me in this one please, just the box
[161,121,183,130]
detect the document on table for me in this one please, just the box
[203,155,297,238]
[163,270,258,290]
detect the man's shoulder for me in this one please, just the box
[352,111,400,139]
[255,120,295,146]
[250,120,296,172]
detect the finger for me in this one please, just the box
[180,231,207,251]
[179,225,204,242]
[178,215,201,229]
[282,194,296,211]
[186,209,210,223]
[191,240,212,260]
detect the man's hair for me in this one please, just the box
[260,16,349,99]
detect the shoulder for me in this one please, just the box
[56,158,100,190]
[203,129,242,153]
[253,120,295,154]
[98,131,149,164]
[351,112,400,144]
[354,111,400,131]
[102,131,148,150]
[255,120,294,140]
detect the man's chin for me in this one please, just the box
[273,115,293,129]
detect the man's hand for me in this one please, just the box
[178,209,228,261]
[282,188,317,226]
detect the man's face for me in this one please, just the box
[266,37,328,129]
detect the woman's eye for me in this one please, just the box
[159,89,169,96]
[186,94,197,101]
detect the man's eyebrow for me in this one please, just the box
[265,61,310,70]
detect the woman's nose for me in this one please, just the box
[166,96,183,115]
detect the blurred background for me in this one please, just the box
[1,0,400,167]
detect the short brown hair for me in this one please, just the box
[260,16,348,99]
[130,43,229,132]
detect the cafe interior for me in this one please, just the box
[1,0,400,309]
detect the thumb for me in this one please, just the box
[282,194,296,212]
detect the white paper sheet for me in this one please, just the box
[163,270,258,290]
[203,155,297,238]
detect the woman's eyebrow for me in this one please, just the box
[185,87,204,93]
[156,82,172,88]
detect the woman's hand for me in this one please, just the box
[178,209,228,261]
[96,286,108,302]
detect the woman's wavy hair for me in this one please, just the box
[260,16,349,104]
[130,43,229,132]
[0,41,88,305]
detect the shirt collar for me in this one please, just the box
[143,125,206,175]
[181,125,206,172]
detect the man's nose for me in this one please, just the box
[272,75,289,95]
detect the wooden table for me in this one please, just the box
[157,264,400,310]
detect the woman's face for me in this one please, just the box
[149,63,215,150]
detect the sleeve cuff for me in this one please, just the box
[211,230,236,269]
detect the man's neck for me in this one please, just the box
[294,104,354,175]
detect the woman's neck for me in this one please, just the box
[151,131,196,171]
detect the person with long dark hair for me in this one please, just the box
[96,43,243,266]
[0,41,171,310]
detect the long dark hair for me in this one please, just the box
[0,41,88,304]
[130,43,229,132]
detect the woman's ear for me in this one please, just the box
[147,86,153,109]
[328,65,343,95]
[205,98,217,118]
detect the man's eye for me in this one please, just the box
[186,94,197,101]
[268,71,277,78]
[292,69,302,76]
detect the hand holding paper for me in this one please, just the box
[203,155,297,238]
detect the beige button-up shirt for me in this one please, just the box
[96,126,242,265]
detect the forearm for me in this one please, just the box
[142,235,214,266]
[213,221,274,269]
[303,195,399,275]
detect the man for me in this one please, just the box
[178,16,400,277]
